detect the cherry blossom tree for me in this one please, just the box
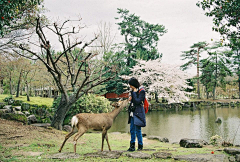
[122,59,194,104]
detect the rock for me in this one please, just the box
[215,117,222,123]
[153,152,172,159]
[27,115,38,124]
[224,148,240,155]
[14,106,21,111]
[173,154,228,162]
[63,125,72,132]
[0,108,12,113]
[179,138,208,148]
[24,111,30,116]
[84,151,123,159]
[126,152,151,159]
[47,152,80,159]
[31,123,51,128]
[0,102,5,109]
[236,154,240,162]
[229,156,236,162]
[148,136,169,143]
[13,111,24,115]
[3,105,12,112]
[1,113,27,124]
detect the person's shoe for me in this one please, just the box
[137,144,143,151]
[127,142,135,151]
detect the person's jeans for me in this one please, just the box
[130,117,143,145]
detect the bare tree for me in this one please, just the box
[14,17,118,130]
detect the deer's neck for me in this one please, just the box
[109,106,124,120]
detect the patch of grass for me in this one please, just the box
[0,94,54,107]
[0,94,9,102]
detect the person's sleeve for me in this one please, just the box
[131,90,145,105]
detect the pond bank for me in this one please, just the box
[148,99,240,111]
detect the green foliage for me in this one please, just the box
[52,94,114,125]
[210,134,222,146]
[115,8,167,64]
[180,42,208,71]
[200,41,232,99]
[196,0,240,39]
[105,8,167,95]
[1,113,27,124]
[0,0,44,36]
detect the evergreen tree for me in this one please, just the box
[229,37,240,98]
[107,8,167,95]
[115,8,167,66]
[200,59,215,99]
[204,42,232,99]
[197,0,240,39]
[180,41,208,99]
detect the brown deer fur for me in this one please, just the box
[58,99,129,153]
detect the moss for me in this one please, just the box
[2,113,27,124]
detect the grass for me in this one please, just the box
[0,94,54,107]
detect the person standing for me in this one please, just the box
[127,77,146,151]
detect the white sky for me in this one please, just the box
[43,0,221,75]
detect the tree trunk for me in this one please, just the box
[213,86,216,100]
[51,94,76,130]
[9,75,13,95]
[155,92,159,103]
[16,71,23,97]
[197,48,200,99]
[239,78,240,99]
[26,82,30,101]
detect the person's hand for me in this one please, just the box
[129,96,132,101]
[133,88,137,92]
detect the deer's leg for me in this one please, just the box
[59,126,76,152]
[73,128,87,153]
[101,129,106,151]
[105,132,111,151]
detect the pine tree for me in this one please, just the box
[203,42,232,99]
[180,42,208,99]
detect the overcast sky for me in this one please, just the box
[43,0,221,74]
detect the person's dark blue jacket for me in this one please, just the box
[128,88,146,127]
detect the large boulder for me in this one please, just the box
[1,113,27,124]
[179,138,208,148]
[14,106,21,111]
[3,105,12,112]
[63,125,72,132]
[27,115,38,124]
[224,148,240,155]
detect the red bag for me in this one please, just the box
[139,88,149,114]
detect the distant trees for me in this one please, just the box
[197,0,240,98]
[200,42,232,99]
[228,38,240,98]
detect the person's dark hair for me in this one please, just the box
[128,77,140,89]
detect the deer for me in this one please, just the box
[58,98,129,153]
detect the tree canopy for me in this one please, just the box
[0,0,43,36]
[197,0,240,39]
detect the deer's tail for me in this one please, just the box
[71,116,78,127]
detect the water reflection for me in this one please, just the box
[109,107,240,145]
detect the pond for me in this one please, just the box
[109,107,240,145]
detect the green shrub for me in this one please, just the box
[52,94,113,125]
